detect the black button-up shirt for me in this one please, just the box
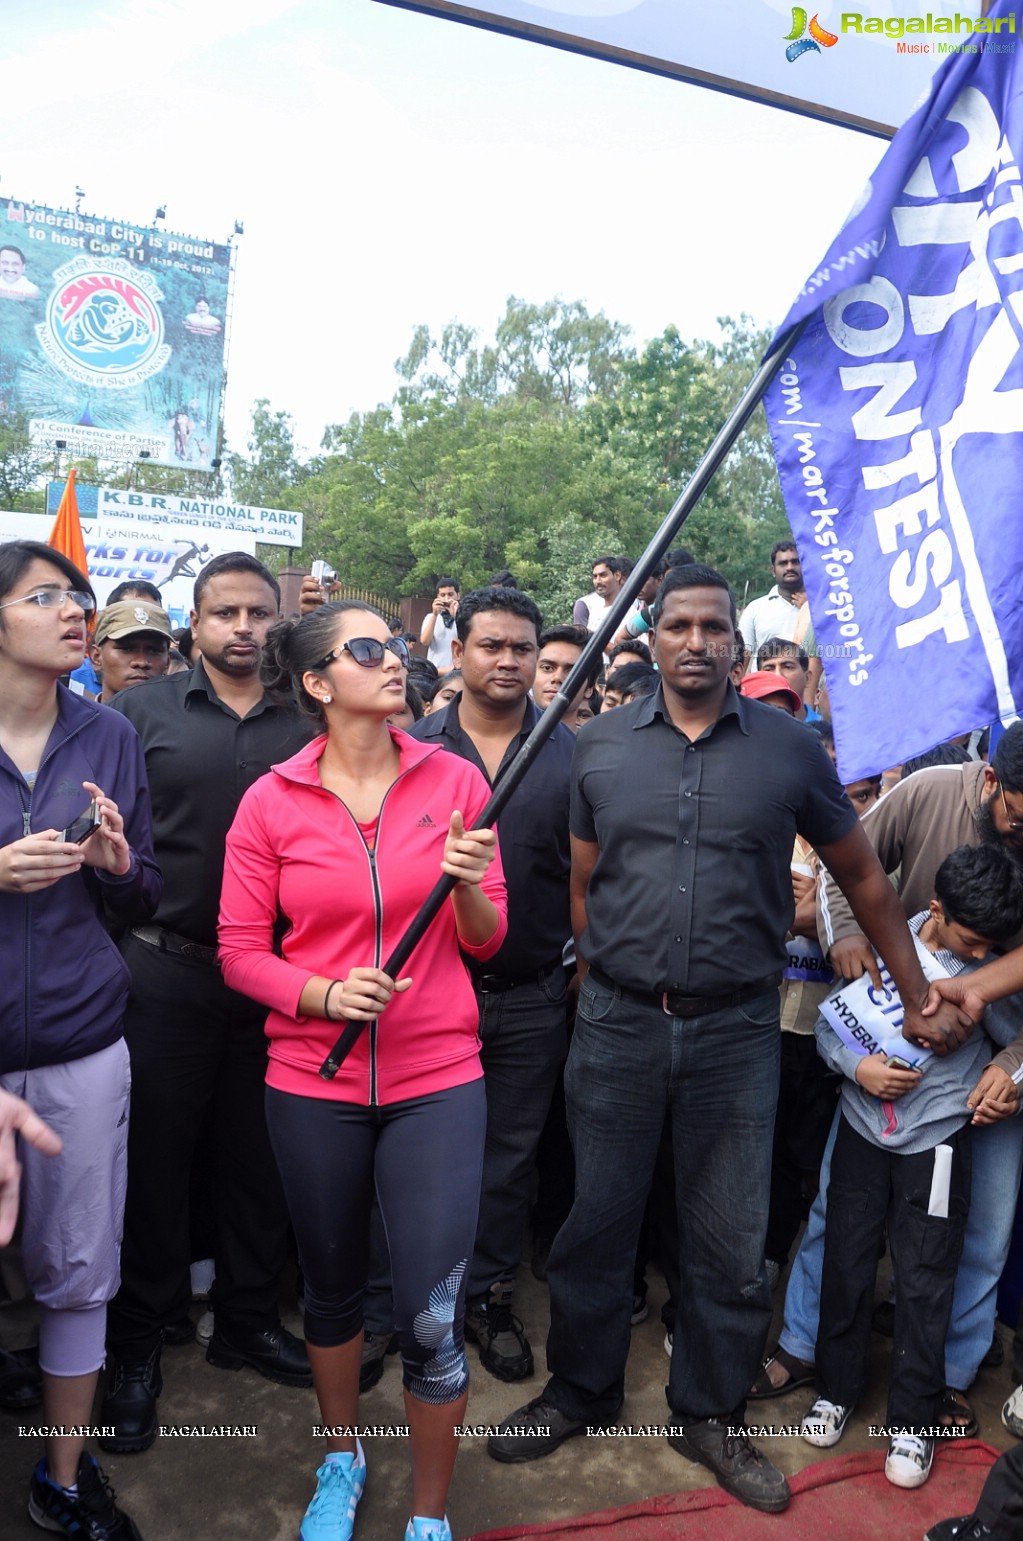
[571,681,856,996]
[112,662,314,945]
[408,695,573,977]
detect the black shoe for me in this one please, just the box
[98,1344,162,1454]
[487,1396,592,1462]
[872,1299,896,1337]
[360,1331,398,1393]
[206,1322,312,1386]
[28,1451,143,1538]
[981,1331,1004,1370]
[925,1520,993,1541]
[0,1345,41,1411]
[465,1292,533,1382]
[669,1419,791,1514]
[161,1315,196,1347]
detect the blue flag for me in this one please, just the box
[764,2,1023,781]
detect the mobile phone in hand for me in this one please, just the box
[63,803,102,844]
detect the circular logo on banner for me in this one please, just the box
[37,257,170,390]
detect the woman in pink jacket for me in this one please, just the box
[219,601,506,1541]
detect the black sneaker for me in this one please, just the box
[670,1419,791,1513]
[28,1452,143,1538]
[360,1330,398,1392]
[464,1292,533,1382]
[99,1344,162,1454]
[487,1396,591,1462]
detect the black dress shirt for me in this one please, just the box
[571,682,856,996]
[408,694,573,978]
[112,662,314,946]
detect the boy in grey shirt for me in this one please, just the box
[801,844,1023,1491]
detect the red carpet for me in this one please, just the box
[469,1440,1000,1540]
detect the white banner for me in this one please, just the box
[96,486,303,545]
[0,511,258,629]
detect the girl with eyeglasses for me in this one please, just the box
[218,600,507,1541]
[0,541,160,1540]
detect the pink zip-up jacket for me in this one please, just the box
[218,727,507,1105]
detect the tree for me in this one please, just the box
[585,317,791,597]
[395,295,630,412]
[230,399,309,509]
[0,412,48,510]
[229,399,315,573]
[225,304,791,614]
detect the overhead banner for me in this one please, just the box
[0,197,229,470]
[763,2,1022,781]
[44,482,304,546]
[375,1,993,136]
[0,510,256,628]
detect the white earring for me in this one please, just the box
[322,694,332,704]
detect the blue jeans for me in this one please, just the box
[468,966,567,1300]
[779,1105,1023,1389]
[544,972,780,1424]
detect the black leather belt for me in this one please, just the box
[131,925,219,967]
[473,959,565,994]
[588,966,781,1019]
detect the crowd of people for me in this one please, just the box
[3,535,1023,1541]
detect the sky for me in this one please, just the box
[3,0,899,461]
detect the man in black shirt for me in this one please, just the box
[101,554,314,1453]
[409,587,574,1382]
[489,564,970,1512]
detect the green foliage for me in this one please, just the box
[0,412,48,510]
[226,301,794,612]
[3,295,793,610]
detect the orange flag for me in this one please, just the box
[48,468,89,579]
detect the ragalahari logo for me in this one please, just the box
[784,8,839,61]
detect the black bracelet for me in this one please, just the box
[324,980,342,1018]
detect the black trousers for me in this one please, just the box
[976,1441,1023,1537]
[818,1114,970,1431]
[107,936,290,1353]
[765,1032,841,1267]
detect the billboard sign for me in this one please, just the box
[0,197,230,470]
[375,1,992,137]
[45,481,304,546]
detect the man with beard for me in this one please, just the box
[410,588,574,1383]
[754,728,1023,1436]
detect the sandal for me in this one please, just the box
[940,1385,979,1438]
[749,1345,817,1401]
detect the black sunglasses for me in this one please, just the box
[317,636,410,670]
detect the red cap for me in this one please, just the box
[740,670,803,716]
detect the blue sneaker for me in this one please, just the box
[403,1516,452,1541]
[404,1518,452,1541]
[300,1442,366,1541]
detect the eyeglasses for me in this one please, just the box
[1000,783,1023,834]
[316,636,410,670]
[0,589,95,613]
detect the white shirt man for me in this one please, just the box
[419,579,460,671]
[738,543,805,660]
[0,246,39,300]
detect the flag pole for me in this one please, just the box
[320,318,805,1078]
